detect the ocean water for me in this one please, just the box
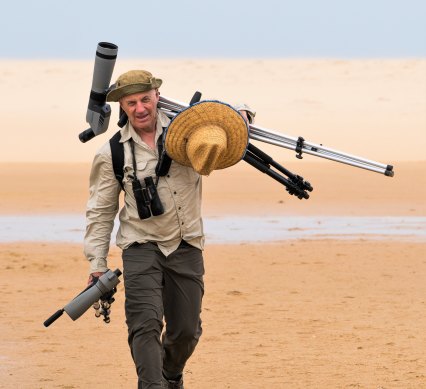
[0,215,425,244]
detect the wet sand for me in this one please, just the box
[0,161,424,217]
[1,240,425,388]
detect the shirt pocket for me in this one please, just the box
[135,160,156,182]
[123,160,149,191]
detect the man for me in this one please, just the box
[85,70,204,389]
[84,69,249,389]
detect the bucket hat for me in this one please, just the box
[106,70,162,102]
[233,103,256,124]
[165,101,249,175]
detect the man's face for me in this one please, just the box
[120,89,160,133]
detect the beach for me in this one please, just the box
[1,160,425,388]
[0,59,425,388]
[1,239,425,389]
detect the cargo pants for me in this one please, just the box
[122,240,204,389]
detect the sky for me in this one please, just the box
[1,0,425,59]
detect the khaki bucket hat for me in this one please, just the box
[165,101,249,175]
[106,70,162,102]
[233,102,256,124]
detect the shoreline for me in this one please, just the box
[0,214,425,244]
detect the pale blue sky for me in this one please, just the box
[1,0,425,59]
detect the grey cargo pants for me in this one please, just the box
[122,240,204,389]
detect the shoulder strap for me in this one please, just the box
[109,130,125,190]
[155,127,172,177]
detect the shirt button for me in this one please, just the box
[182,221,184,225]
[178,207,181,210]
[167,175,170,178]
[174,191,177,194]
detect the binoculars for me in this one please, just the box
[132,176,164,219]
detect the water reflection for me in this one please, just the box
[0,215,425,243]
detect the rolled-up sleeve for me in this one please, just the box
[84,142,121,273]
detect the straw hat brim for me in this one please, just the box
[165,101,249,173]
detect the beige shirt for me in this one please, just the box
[84,110,204,273]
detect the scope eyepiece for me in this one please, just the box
[97,42,118,53]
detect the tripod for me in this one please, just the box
[158,94,394,178]
[249,125,394,177]
[158,94,313,199]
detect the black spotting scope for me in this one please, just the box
[79,42,118,143]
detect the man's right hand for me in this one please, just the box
[87,272,105,286]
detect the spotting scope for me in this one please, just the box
[79,42,118,143]
[43,268,122,327]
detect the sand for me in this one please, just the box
[0,58,425,388]
[0,160,424,217]
[0,160,424,388]
[1,241,425,389]
[0,59,425,164]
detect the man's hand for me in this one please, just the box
[239,110,250,124]
[87,272,105,286]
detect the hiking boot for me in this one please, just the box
[161,375,184,389]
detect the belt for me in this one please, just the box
[128,240,190,249]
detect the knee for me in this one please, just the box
[167,319,202,344]
[129,317,164,341]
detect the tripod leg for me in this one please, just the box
[248,143,295,178]
[243,152,309,199]
[247,143,313,192]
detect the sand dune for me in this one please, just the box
[0,59,425,164]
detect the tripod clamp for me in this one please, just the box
[295,136,305,159]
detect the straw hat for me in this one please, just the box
[106,70,162,102]
[165,101,249,175]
